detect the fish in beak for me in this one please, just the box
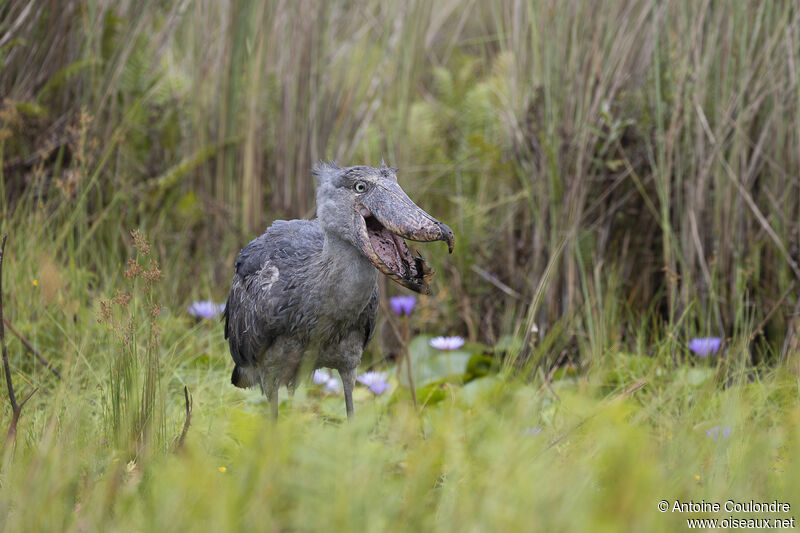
[354,181,455,294]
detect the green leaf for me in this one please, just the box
[416,381,449,407]
[465,354,496,381]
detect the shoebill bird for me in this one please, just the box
[224,162,455,419]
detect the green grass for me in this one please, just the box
[2,320,800,531]
[0,229,798,530]
[1,0,800,530]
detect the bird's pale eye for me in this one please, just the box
[354,181,367,193]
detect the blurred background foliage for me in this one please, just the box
[2,1,800,530]
[2,0,798,363]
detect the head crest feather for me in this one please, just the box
[311,160,340,184]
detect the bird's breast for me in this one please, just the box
[313,239,377,311]
[319,267,377,317]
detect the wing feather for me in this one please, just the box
[224,220,324,367]
[359,287,379,350]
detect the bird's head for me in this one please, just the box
[313,161,454,294]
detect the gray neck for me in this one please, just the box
[316,230,378,309]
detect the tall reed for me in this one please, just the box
[1,0,797,360]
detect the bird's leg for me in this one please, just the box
[338,367,357,420]
[270,389,279,420]
[262,376,279,421]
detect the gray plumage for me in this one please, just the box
[224,162,454,418]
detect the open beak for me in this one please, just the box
[354,181,454,294]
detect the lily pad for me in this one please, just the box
[686,367,715,387]
[459,375,503,407]
[399,335,471,388]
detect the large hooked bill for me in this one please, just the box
[354,181,455,294]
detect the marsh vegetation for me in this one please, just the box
[1,1,799,530]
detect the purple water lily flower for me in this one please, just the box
[390,295,416,316]
[429,336,465,351]
[188,300,226,319]
[313,369,332,385]
[689,337,723,357]
[357,371,390,395]
[706,425,732,440]
[312,369,340,392]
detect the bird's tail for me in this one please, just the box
[231,365,254,388]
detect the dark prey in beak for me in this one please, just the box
[355,180,454,294]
